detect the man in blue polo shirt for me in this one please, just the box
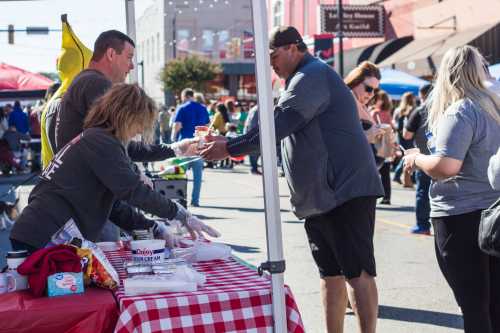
[172,88,210,206]
[8,101,30,135]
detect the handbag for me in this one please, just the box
[478,197,500,257]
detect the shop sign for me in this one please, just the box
[321,5,385,38]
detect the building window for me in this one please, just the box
[141,41,144,62]
[217,30,229,59]
[151,36,158,63]
[272,0,284,28]
[156,33,160,63]
[149,37,155,63]
[177,29,190,55]
[202,29,215,57]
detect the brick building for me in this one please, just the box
[268,0,500,77]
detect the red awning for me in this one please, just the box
[0,63,53,91]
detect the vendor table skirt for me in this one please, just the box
[0,287,118,333]
[106,249,304,333]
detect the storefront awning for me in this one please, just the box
[342,36,413,76]
[379,23,500,77]
[221,62,255,75]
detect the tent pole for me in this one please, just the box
[250,1,287,332]
[125,0,139,83]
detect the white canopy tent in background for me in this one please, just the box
[124,1,288,332]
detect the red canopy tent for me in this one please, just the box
[0,63,53,91]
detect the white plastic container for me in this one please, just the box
[6,250,29,290]
[124,276,197,296]
[130,240,165,265]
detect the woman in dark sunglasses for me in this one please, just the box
[345,61,382,141]
[345,61,385,167]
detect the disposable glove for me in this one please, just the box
[139,171,153,189]
[186,215,221,239]
[171,138,199,157]
[152,220,182,248]
[174,201,190,224]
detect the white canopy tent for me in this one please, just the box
[124,0,288,331]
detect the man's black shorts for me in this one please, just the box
[304,196,377,280]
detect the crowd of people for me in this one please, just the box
[0,100,42,174]
[3,23,499,333]
[198,27,500,333]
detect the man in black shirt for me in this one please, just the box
[404,84,432,235]
[53,30,194,241]
[56,30,176,160]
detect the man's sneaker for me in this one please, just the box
[250,170,262,175]
[410,226,431,235]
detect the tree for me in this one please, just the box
[160,56,221,96]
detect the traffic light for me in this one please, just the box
[8,25,14,44]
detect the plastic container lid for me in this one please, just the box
[7,250,28,259]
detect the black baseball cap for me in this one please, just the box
[269,26,304,51]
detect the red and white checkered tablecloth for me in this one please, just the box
[105,249,305,333]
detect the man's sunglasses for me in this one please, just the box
[364,83,378,94]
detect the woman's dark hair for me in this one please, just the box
[216,103,230,123]
[374,90,393,111]
[344,61,381,89]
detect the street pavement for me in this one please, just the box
[3,164,464,332]
[186,163,464,333]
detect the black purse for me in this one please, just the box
[479,198,500,257]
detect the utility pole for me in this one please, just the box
[337,0,344,77]
[172,11,177,59]
[125,0,139,83]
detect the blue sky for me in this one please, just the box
[0,0,154,73]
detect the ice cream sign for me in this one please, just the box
[131,240,166,265]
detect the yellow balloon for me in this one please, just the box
[41,14,93,168]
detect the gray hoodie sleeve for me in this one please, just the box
[488,148,500,190]
[227,66,330,157]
